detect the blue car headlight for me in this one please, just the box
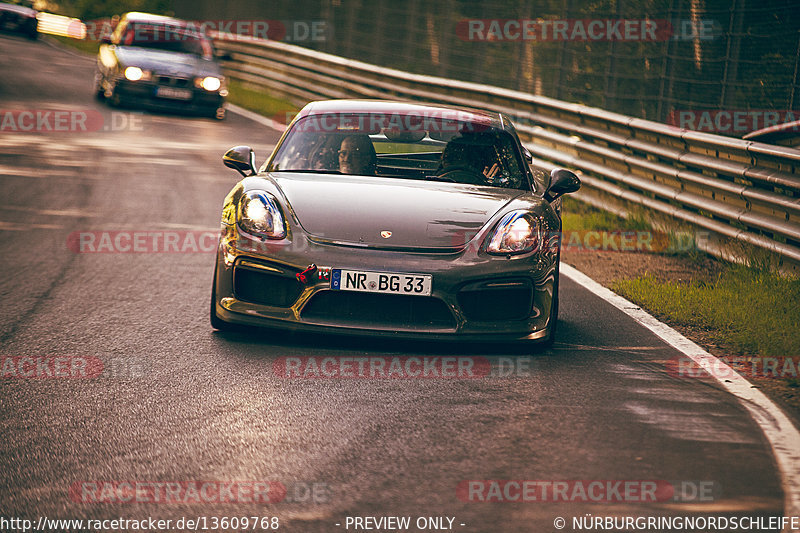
[237,191,286,240]
[486,211,542,255]
[195,76,222,91]
[123,66,151,81]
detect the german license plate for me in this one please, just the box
[331,269,432,296]
[155,87,192,100]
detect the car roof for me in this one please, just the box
[122,12,192,27]
[0,2,36,15]
[297,100,507,130]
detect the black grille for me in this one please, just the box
[301,291,455,329]
[156,76,191,88]
[458,279,533,321]
[233,267,303,308]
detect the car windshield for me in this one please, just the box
[121,22,213,58]
[268,112,530,189]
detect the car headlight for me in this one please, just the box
[123,66,150,81]
[237,191,286,240]
[196,76,222,91]
[486,211,542,255]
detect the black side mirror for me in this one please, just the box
[214,49,233,61]
[223,146,257,177]
[544,168,581,202]
[522,145,533,163]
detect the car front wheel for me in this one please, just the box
[93,75,105,100]
[540,258,560,348]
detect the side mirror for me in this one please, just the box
[522,145,533,163]
[544,168,581,202]
[100,35,113,45]
[214,49,233,61]
[223,146,257,177]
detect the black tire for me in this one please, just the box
[93,76,105,100]
[540,261,560,348]
[108,92,122,107]
[105,85,123,108]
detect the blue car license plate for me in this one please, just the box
[155,87,192,100]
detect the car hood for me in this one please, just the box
[0,3,36,16]
[114,47,220,77]
[270,173,524,250]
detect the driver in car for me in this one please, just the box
[338,134,377,175]
[437,134,502,184]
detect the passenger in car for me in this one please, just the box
[338,134,377,175]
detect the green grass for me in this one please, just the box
[612,265,800,357]
[562,197,800,360]
[561,196,650,232]
[226,80,299,122]
[561,197,702,258]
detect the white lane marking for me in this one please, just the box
[561,262,800,528]
[227,104,286,132]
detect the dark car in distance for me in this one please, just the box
[94,12,227,119]
[211,100,581,345]
[0,1,38,39]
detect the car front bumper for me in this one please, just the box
[111,79,225,115]
[212,226,558,341]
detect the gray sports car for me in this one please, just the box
[211,100,580,344]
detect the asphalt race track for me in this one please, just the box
[0,34,794,533]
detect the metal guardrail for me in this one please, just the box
[213,34,800,271]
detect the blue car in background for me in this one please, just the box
[94,12,227,119]
[0,1,38,39]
